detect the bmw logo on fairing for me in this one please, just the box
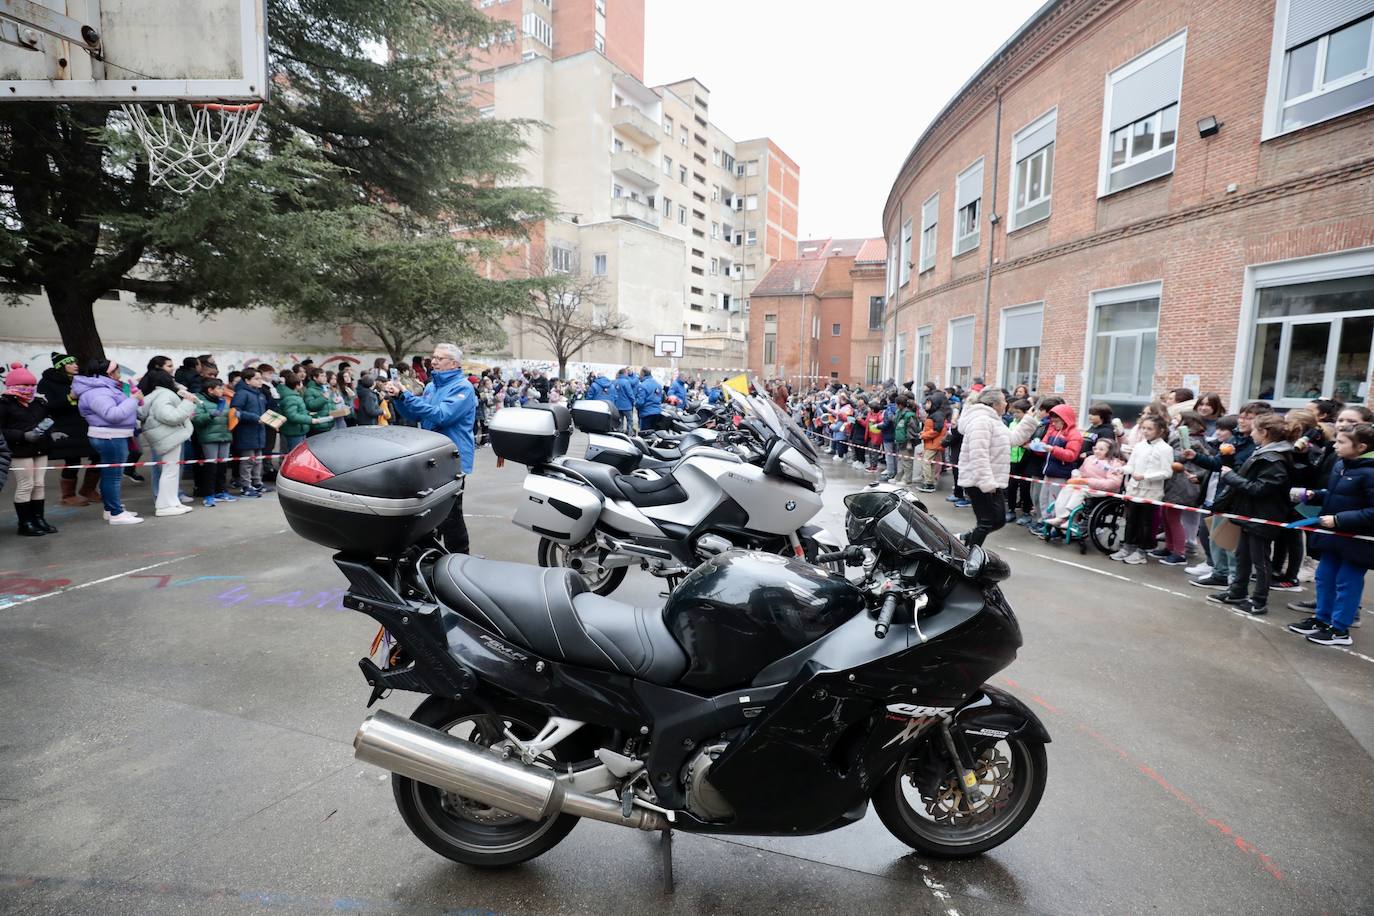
[785,500,797,511]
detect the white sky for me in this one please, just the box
[644,0,1046,241]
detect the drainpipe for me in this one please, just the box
[981,88,1002,380]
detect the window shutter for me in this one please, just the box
[1014,114,1057,161]
[1003,307,1043,348]
[957,161,984,205]
[950,319,974,366]
[1286,0,1374,48]
[1110,46,1185,129]
[921,195,939,231]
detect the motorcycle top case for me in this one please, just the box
[585,432,640,473]
[277,427,463,555]
[489,404,571,466]
[570,399,620,434]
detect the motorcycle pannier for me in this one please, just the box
[490,404,571,465]
[513,474,602,543]
[277,427,463,555]
[585,432,640,473]
[571,399,620,434]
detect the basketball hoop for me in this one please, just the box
[122,102,263,194]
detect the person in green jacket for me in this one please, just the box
[893,393,920,485]
[192,379,235,506]
[279,370,329,450]
[303,367,334,435]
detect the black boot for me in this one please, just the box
[15,502,45,537]
[31,500,58,534]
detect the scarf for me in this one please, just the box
[3,383,35,404]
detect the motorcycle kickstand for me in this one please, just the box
[660,827,675,894]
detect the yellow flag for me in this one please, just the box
[723,374,750,397]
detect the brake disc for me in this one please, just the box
[919,747,1014,826]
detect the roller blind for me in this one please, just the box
[950,319,974,366]
[921,194,939,230]
[956,161,984,206]
[1014,114,1056,161]
[1287,0,1374,48]
[1110,45,1185,129]
[1004,307,1043,348]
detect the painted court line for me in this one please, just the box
[0,555,196,611]
[1000,545,1374,666]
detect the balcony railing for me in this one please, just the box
[610,196,659,228]
[611,105,659,146]
[610,151,659,189]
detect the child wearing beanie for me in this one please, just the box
[1,362,62,536]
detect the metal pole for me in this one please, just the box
[980,88,1002,381]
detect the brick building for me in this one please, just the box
[748,238,886,386]
[880,0,1374,418]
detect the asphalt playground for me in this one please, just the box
[1,437,1372,915]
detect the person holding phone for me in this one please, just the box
[73,359,143,525]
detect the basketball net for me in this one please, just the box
[122,102,262,194]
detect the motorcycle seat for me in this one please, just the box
[614,472,688,508]
[560,458,626,498]
[432,555,687,685]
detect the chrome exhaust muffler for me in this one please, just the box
[354,710,666,831]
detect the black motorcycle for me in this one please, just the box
[278,429,1049,880]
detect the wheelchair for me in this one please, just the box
[1037,492,1125,556]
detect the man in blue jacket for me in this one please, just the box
[386,342,475,553]
[635,367,665,431]
[613,368,637,433]
[589,373,615,403]
[667,371,689,406]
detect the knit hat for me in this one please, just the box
[4,361,37,402]
[51,351,75,369]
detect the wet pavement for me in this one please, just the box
[1,438,1372,915]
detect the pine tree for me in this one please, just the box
[0,0,551,361]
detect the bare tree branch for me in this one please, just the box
[519,254,631,377]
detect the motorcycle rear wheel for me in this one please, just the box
[873,737,1047,858]
[391,696,580,867]
[537,536,627,596]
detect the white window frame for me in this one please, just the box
[1263,2,1374,138]
[594,33,605,53]
[550,246,573,273]
[886,238,898,298]
[1009,107,1056,230]
[1097,31,1187,198]
[899,217,913,286]
[918,193,939,273]
[997,302,1044,393]
[746,228,757,246]
[746,159,759,176]
[1233,246,1374,407]
[593,253,607,276]
[744,195,758,211]
[915,325,933,386]
[946,316,976,389]
[1083,280,1163,406]
[953,158,983,256]
[521,12,553,47]
[663,116,673,136]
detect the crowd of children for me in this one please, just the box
[794,380,1372,648]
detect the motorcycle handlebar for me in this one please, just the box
[814,546,864,566]
[875,593,898,639]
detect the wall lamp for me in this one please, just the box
[1196,115,1222,138]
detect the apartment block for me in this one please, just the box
[472,0,800,370]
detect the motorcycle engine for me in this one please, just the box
[683,742,734,821]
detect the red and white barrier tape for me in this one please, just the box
[805,427,1374,543]
[34,452,289,471]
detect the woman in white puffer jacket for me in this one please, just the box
[138,366,198,517]
[955,388,1041,546]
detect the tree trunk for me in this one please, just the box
[45,282,105,364]
[557,357,568,379]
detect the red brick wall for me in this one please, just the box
[880,0,1374,409]
[603,0,644,81]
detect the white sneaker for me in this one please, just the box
[1109,548,1131,561]
[103,509,141,520]
[1297,556,1318,584]
[154,505,193,517]
[178,493,193,505]
[1122,550,1147,565]
[1184,563,1213,576]
[108,512,143,525]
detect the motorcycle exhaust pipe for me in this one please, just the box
[354,710,666,832]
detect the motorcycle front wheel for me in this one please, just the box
[873,736,1047,858]
[537,537,627,596]
[391,696,580,867]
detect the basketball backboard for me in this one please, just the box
[0,0,267,102]
[654,334,684,359]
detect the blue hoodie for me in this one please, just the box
[668,377,689,404]
[635,373,664,418]
[394,367,476,473]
